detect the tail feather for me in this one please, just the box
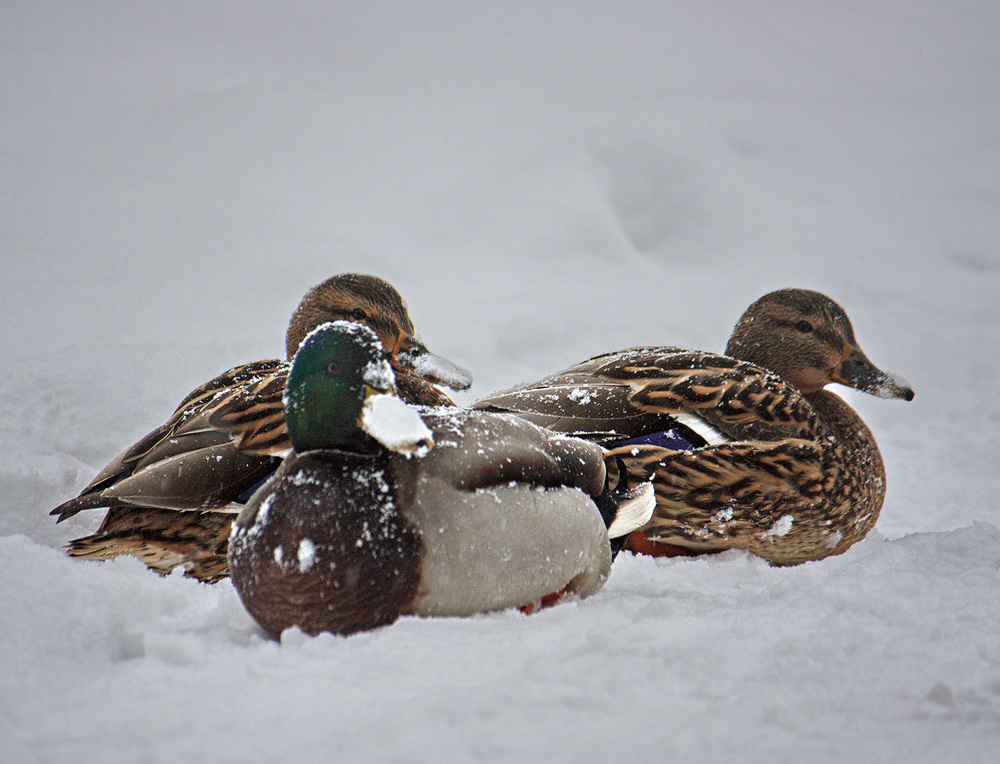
[50,494,116,522]
[595,455,655,539]
[65,507,234,583]
[604,482,655,538]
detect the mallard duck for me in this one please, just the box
[228,321,654,638]
[50,273,472,582]
[473,288,914,566]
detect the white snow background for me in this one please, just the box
[2,2,999,762]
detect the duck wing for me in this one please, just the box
[51,361,288,520]
[399,409,633,613]
[627,439,832,565]
[65,506,235,582]
[474,347,824,446]
[471,349,681,440]
[414,409,609,498]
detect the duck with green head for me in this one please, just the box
[50,273,471,582]
[229,321,653,638]
[473,288,914,566]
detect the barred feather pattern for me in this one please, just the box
[66,506,234,582]
[181,361,455,459]
[202,367,291,456]
[52,273,466,582]
[597,352,825,439]
[481,348,888,566]
[605,369,883,565]
[57,360,457,580]
[100,360,291,485]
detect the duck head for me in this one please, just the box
[285,273,472,392]
[284,321,434,455]
[725,288,914,401]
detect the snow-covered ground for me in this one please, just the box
[2,2,998,762]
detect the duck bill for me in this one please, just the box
[393,335,473,391]
[358,387,435,457]
[831,344,915,401]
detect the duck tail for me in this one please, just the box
[596,457,655,539]
[49,493,114,522]
[64,507,235,583]
[604,482,655,539]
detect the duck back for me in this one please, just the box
[394,409,615,615]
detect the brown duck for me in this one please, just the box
[50,273,472,582]
[473,288,913,565]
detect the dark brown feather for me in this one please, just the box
[229,451,423,638]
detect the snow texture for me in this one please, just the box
[2,2,999,763]
[360,393,435,457]
[871,370,915,400]
[362,356,395,393]
[296,539,316,573]
[407,349,474,391]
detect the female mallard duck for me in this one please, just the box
[473,288,914,566]
[228,321,653,638]
[50,273,472,582]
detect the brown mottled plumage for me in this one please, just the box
[474,289,913,566]
[51,274,472,582]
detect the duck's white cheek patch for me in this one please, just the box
[360,394,434,457]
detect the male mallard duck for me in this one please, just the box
[473,288,914,566]
[228,321,654,638]
[50,273,472,582]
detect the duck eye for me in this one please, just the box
[350,308,368,321]
[795,320,814,333]
[325,360,341,376]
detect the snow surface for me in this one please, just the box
[2,2,999,762]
